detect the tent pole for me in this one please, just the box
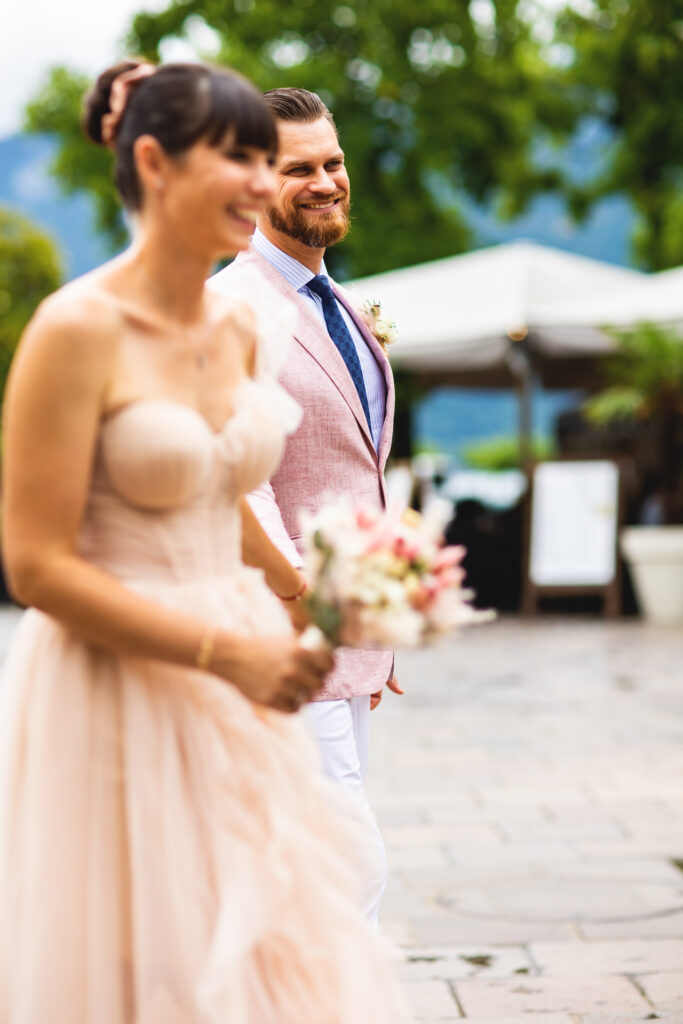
[506,342,534,475]
[519,358,533,475]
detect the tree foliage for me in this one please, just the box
[24,0,571,278]
[583,322,683,522]
[556,0,683,270]
[0,207,63,404]
[24,68,126,248]
[584,322,683,424]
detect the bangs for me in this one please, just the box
[204,72,278,154]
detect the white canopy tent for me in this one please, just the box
[542,264,683,342]
[345,240,644,386]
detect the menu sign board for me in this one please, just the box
[529,460,620,587]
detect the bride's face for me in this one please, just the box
[149,137,276,259]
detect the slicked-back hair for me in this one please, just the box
[262,88,337,133]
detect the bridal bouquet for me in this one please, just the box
[299,499,494,650]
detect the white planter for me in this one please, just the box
[620,526,683,625]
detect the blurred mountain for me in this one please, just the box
[453,118,637,268]
[0,133,111,279]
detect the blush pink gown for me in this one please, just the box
[0,371,411,1022]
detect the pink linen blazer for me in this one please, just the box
[213,247,395,700]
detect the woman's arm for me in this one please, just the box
[240,498,306,599]
[240,498,309,630]
[2,294,329,709]
[236,304,308,613]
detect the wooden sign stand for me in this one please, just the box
[521,459,623,618]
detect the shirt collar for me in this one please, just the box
[252,227,329,293]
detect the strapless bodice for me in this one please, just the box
[78,378,301,586]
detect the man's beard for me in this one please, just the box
[266,195,351,248]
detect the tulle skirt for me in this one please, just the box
[0,569,411,1023]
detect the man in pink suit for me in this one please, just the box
[212,88,401,923]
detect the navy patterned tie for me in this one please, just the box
[307,275,372,430]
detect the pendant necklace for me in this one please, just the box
[181,320,211,371]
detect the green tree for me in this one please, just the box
[24,68,125,248]
[556,0,683,270]
[583,323,683,521]
[25,0,571,277]
[0,207,63,404]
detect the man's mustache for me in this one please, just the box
[296,193,348,207]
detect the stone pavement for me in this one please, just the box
[1,608,681,1021]
[369,616,683,1023]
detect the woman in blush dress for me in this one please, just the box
[0,61,411,1024]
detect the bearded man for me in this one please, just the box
[211,88,401,924]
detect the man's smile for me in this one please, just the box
[298,196,345,211]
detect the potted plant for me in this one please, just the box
[583,322,683,624]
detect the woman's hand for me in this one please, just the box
[213,634,333,713]
[282,595,311,633]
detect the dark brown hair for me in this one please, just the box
[83,61,278,210]
[261,87,336,132]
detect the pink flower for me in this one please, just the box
[393,534,421,561]
[355,505,379,530]
[411,584,436,611]
[432,546,466,573]
[433,567,466,589]
[301,496,494,648]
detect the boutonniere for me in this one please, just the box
[359,300,397,354]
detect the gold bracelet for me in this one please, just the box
[280,580,308,602]
[196,627,217,672]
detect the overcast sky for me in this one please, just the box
[2,0,577,139]
[1,1,169,137]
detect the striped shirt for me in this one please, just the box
[252,229,386,449]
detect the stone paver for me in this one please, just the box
[403,979,462,1021]
[635,970,683,1012]
[368,617,683,1021]
[531,937,683,974]
[454,974,650,1017]
[2,609,683,1021]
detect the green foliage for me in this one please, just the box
[0,207,63,404]
[583,322,683,426]
[127,0,574,276]
[555,0,683,270]
[24,0,572,277]
[461,433,554,471]
[24,68,127,248]
[583,322,683,522]
[21,2,683,275]
[583,386,644,425]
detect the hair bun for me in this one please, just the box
[82,60,142,145]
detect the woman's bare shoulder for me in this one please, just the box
[21,272,127,365]
[33,272,123,332]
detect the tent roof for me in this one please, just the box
[546,264,683,331]
[345,241,643,378]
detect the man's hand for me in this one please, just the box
[370,675,404,710]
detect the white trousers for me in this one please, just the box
[304,696,387,924]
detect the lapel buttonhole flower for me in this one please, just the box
[360,300,397,354]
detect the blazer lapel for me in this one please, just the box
[236,250,376,451]
[333,283,395,471]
